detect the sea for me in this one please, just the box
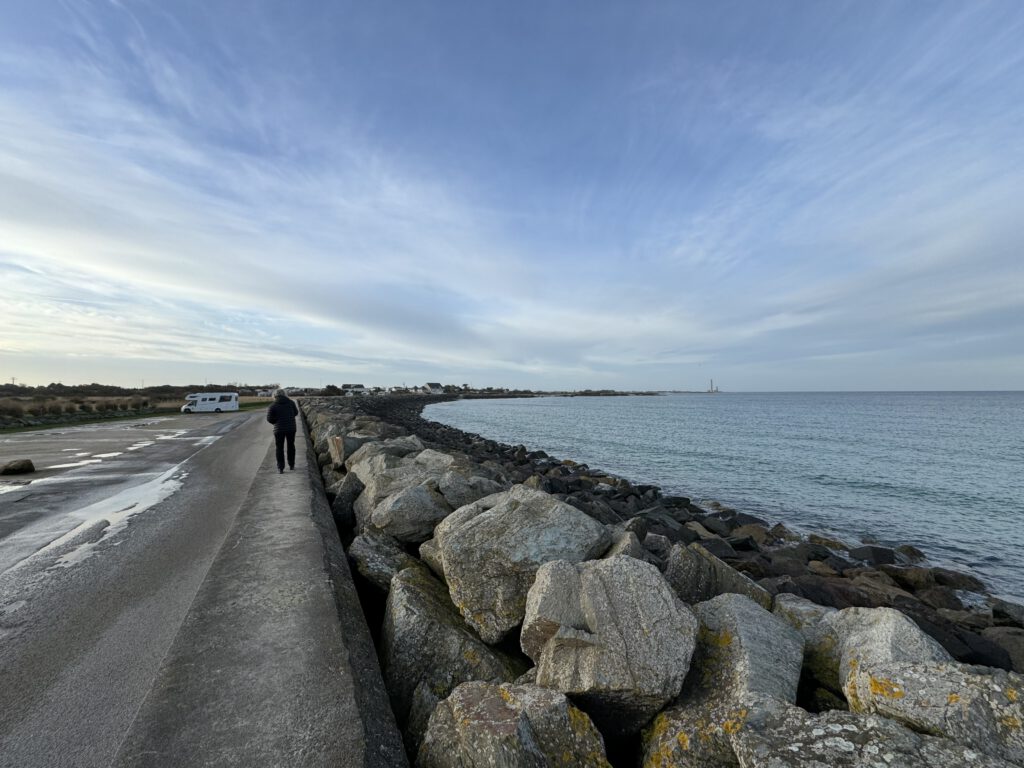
[424,392,1024,602]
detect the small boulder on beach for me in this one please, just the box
[1,459,35,475]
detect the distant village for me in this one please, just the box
[268,383,655,398]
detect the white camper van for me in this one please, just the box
[181,392,239,413]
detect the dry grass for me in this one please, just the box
[0,395,152,419]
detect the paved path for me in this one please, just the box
[0,413,405,767]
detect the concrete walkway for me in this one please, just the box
[113,419,407,767]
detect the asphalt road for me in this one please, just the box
[0,411,272,768]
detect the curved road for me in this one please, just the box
[0,412,270,768]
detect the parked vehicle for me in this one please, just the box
[181,392,239,413]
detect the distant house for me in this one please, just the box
[424,382,444,395]
[341,384,367,396]
[257,389,273,397]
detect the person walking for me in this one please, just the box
[266,388,299,473]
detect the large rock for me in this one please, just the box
[381,567,527,752]
[328,471,364,534]
[602,530,648,561]
[343,434,425,471]
[327,432,378,468]
[693,593,804,704]
[436,470,505,510]
[664,542,772,609]
[984,627,1024,672]
[416,682,610,768]
[352,460,430,529]
[522,556,698,736]
[1,459,35,475]
[729,706,1017,768]
[797,606,953,694]
[432,485,611,644]
[642,594,804,768]
[843,661,1024,764]
[366,480,452,544]
[348,531,422,592]
[772,593,841,697]
[411,448,459,473]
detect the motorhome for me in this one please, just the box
[181,392,239,413]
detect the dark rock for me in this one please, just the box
[330,472,364,536]
[936,608,993,632]
[895,543,927,563]
[931,567,985,592]
[726,535,760,552]
[807,532,851,551]
[917,586,964,611]
[772,575,875,610]
[981,627,1024,672]
[848,544,897,565]
[763,555,809,578]
[769,522,801,542]
[731,523,774,547]
[1,459,35,475]
[664,543,772,610]
[622,516,648,540]
[635,508,698,544]
[878,565,937,592]
[695,536,737,560]
[992,597,1024,628]
[822,555,856,574]
[893,597,1013,669]
[642,532,672,560]
[732,511,769,527]
[806,560,838,578]
[697,515,732,537]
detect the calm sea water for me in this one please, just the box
[424,392,1024,601]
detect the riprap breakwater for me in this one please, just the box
[302,395,1024,767]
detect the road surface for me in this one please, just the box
[0,412,272,768]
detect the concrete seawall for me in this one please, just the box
[113,416,407,767]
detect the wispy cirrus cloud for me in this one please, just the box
[1,1,1023,389]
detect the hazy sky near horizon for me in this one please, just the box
[2,1,1023,391]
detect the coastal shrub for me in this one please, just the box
[79,403,94,413]
[0,400,25,417]
[27,404,46,417]
[65,403,78,414]
[47,403,64,416]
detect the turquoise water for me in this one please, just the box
[424,393,1024,601]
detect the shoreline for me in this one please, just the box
[301,394,1024,765]
[337,395,1023,635]
[422,392,1023,603]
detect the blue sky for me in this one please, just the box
[2,1,1023,390]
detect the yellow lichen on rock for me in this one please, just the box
[947,693,961,705]
[676,732,690,750]
[1006,688,1018,703]
[721,708,748,735]
[707,629,734,647]
[642,714,683,768]
[868,676,905,699]
[1000,715,1021,730]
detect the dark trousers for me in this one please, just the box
[274,430,296,470]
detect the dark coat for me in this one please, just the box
[266,395,299,435]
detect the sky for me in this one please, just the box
[1,1,1023,391]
